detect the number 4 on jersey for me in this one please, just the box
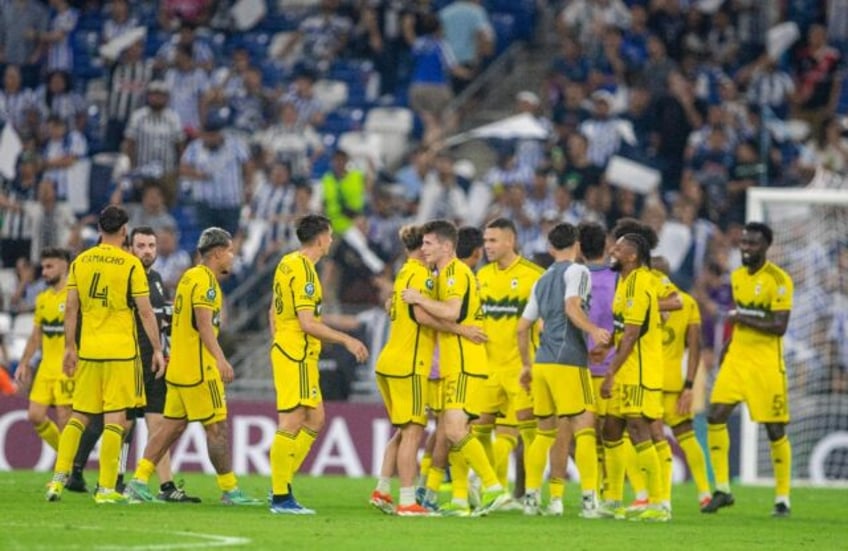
[89,272,109,306]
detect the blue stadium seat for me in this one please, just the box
[318,107,364,136]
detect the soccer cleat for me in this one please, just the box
[396,503,434,517]
[544,499,564,517]
[772,502,790,518]
[64,472,88,493]
[701,491,735,513]
[94,488,128,504]
[45,480,65,502]
[270,496,316,515]
[414,486,426,505]
[579,496,602,519]
[221,489,263,505]
[124,479,156,503]
[468,478,482,510]
[439,501,471,517]
[629,507,671,523]
[115,474,126,494]
[421,499,440,514]
[595,500,620,518]
[699,495,712,509]
[473,489,512,517]
[369,490,395,515]
[522,492,541,516]
[614,497,648,520]
[157,482,201,503]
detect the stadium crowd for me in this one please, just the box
[0,0,846,396]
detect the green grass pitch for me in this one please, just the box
[0,471,844,550]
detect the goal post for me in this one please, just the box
[740,184,848,486]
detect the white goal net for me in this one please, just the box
[741,181,848,486]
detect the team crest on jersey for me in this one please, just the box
[311,385,318,398]
[777,285,786,296]
[511,278,518,289]
[425,278,434,290]
[58,303,65,312]
[754,283,762,296]
[305,282,315,296]
[447,277,455,287]
[626,299,634,308]
[206,288,217,300]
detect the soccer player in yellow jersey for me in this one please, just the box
[401,219,510,516]
[15,248,72,451]
[596,233,668,522]
[702,222,794,517]
[126,227,260,505]
[478,218,544,496]
[652,256,710,511]
[269,214,368,514]
[45,206,164,504]
[370,225,437,516]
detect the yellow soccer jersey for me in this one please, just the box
[33,285,68,379]
[650,268,678,300]
[612,266,663,390]
[68,243,148,361]
[168,265,223,386]
[478,256,544,370]
[726,261,793,363]
[376,258,436,377]
[272,251,323,361]
[661,291,701,391]
[437,257,486,376]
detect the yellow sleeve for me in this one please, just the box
[293,261,319,312]
[623,273,650,325]
[67,262,77,290]
[129,258,150,297]
[191,272,218,311]
[686,294,701,325]
[771,274,793,312]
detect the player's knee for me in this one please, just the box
[27,409,46,425]
[765,423,786,441]
[671,421,693,437]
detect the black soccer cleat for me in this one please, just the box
[64,473,89,493]
[701,491,735,513]
[771,502,790,518]
[157,481,202,503]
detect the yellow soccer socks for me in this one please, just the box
[98,424,124,491]
[708,423,731,493]
[493,432,518,488]
[271,430,297,495]
[575,428,598,496]
[525,428,556,492]
[770,436,792,502]
[677,430,710,499]
[54,418,85,475]
[634,440,662,505]
[35,419,60,450]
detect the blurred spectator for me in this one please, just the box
[277,0,352,73]
[35,70,86,132]
[560,132,603,200]
[164,43,210,135]
[151,225,191,295]
[793,24,841,134]
[548,37,590,105]
[248,159,297,266]
[0,152,39,265]
[706,8,739,71]
[416,150,468,225]
[579,90,624,168]
[211,47,251,100]
[366,187,404,264]
[725,139,767,226]
[483,143,534,195]
[438,0,493,87]
[800,115,848,173]
[41,114,87,202]
[0,65,38,131]
[127,182,177,232]
[104,39,152,152]
[123,80,185,201]
[643,34,678,97]
[740,54,795,121]
[559,0,630,52]
[101,0,138,44]
[7,255,44,312]
[514,90,551,171]
[653,71,705,191]
[179,112,250,235]
[0,0,48,88]
[394,145,432,211]
[155,19,214,72]
[551,80,590,142]
[255,100,323,179]
[321,148,366,235]
[25,178,78,259]
[524,168,557,226]
[647,0,686,61]
[407,13,471,145]
[41,0,78,73]
[641,199,691,274]
[487,184,536,251]
[227,67,273,135]
[158,0,212,29]
[280,67,325,129]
